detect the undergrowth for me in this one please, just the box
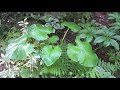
[0,12,120,78]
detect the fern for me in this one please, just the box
[115,61,120,70]
[81,59,118,78]
[40,42,89,78]
[97,59,116,73]
[40,42,81,77]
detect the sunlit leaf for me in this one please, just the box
[67,36,98,67]
[48,35,59,43]
[61,22,81,32]
[41,45,62,66]
[67,44,85,63]
[86,35,93,42]
[27,24,55,41]
[5,40,35,61]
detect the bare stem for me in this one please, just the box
[61,28,69,43]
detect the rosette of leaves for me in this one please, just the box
[94,26,120,50]
[67,36,98,67]
[78,26,97,42]
[78,20,100,42]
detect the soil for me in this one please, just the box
[55,29,77,43]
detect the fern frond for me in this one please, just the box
[40,42,87,77]
[41,57,83,77]
[115,61,120,70]
[97,59,116,73]
[85,66,116,78]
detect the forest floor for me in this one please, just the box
[0,12,116,77]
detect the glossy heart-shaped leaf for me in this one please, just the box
[67,36,98,67]
[5,40,35,61]
[67,44,85,63]
[75,36,93,53]
[41,45,62,66]
[61,22,81,32]
[27,24,55,41]
[48,35,59,44]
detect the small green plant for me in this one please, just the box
[108,12,120,30]
[78,20,99,42]
[40,15,64,29]
[94,26,120,50]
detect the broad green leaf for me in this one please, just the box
[61,22,81,32]
[103,38,110,47]
[20,67,31,78]
[86,35,93,42]
[48,35,59,43]
[67,36,98,67]
[113,35,120,41]
[27,24,55,41]
[110,39,119,50]
[12,34,28,44]
[5,42,35,61]
[29,30,48,41]
[79,34,87,38]
[81,53,98,67]
[94,36,106,43]
[67,44,85,63]
[95,30,105,35]
[75,36,93,53]
[41,45,62,66]
[11,45,27,60]
[109,31,116,36]
[79,30,88,33]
